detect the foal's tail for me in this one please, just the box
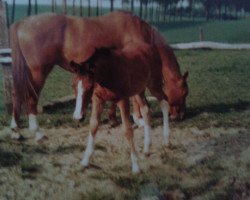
[10,22,32,123]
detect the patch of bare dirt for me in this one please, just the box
[0,125,249,200]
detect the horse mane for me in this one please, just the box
[149,25,182,79]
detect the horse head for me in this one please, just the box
[166,71,189,121]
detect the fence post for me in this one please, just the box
[199,27,204,41]
[0,0,13,115]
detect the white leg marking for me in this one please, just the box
[143,124,151,155]
[160,100,170,145]
[132,113,144,127]
[10,116,18,129]
[131,153,140,174]
[81,133,94,167]
[73,80,84,120]
[29,114,46,142]
[29,114,39,131]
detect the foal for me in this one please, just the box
[71,44,170,173]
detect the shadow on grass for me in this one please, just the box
[186,100,250,119]
[0,147,22,167]
[42,100,75,114]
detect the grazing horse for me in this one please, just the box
[70,44,169,173]
[10,11,188,142]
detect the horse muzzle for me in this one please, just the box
[169,112,185,121]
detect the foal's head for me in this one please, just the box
[72,62,94,120]
[71,48,116,120]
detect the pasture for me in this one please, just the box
[0,13,250,200]
[0,49,249,200]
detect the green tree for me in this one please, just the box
[27,0,31,16]
[110,0,114,11]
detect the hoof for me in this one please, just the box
[132,166,140,174]
[109,120,119,128]
[143,142,152,156]
[80,159,89,168]
[10,131,25,141]
[36,132,48,143]
[163,142,174,150]
[144,152,151,157]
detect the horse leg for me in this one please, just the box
[10,90,22,139]
[160,100,170,145]
[131,97,144,127]
[27,95,46,142]
[117,99,140,173]
[108,102,119,127]
[134,94,152,156]
[27,67,53,142]
[81,96,104,167]
[147,83,170,146]
[26,79,48,142]
[10,69,47,141]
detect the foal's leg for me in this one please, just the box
[131,98,144,127]
[81,96,104,167]
[108,102,119,127]
[134,94,151,155]
[117,99,140,173]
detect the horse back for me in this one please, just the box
[89,44,153,98]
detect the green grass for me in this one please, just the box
[0,50,250,129]
[154,19,250,43]
[1,7,250,129]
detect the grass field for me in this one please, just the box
[154,19,250,43]
[0,9,250,128]
[0,8,250,200]
[1,50,250,130]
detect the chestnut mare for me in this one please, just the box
[70,44,169,173]
[10,11,188,142]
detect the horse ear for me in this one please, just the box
[183,71,188,81]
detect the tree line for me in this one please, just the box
[9,0,250,24]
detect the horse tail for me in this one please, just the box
[10,22,32,123]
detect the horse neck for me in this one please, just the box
[158,44,182,83]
